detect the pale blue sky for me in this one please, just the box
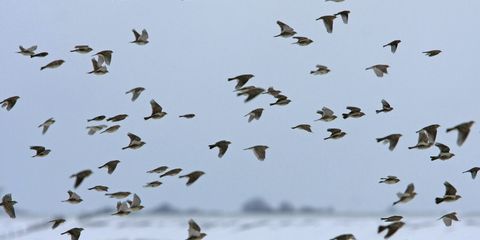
[1,0,480,216]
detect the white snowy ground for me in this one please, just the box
[0,215,478,239]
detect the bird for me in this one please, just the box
[378,221,405,239]
[380,215,403,222]
[127,194,144,212]
[438,212,459,227]
[122,133,146,150]
[87,115,106,122]
[30,146,51,157]
[408,130,433,149]
[316,15,336,33]
[366,64,389,77]
[379,176,400,184]
[291,124,313,133]
[17,45,37,56]
[269,94,291,106]
[292,36,313,46]
[315,107,337,122]
[310,65,330,75]
[125,87,145,102]
[40,59,65,70]
[423,50,441,57]
[100,125,120,134]
[1,96,20,111]
[105,192,131,199]
[62,191,83,204]
[463,167,480,179]
[30,52,48,58]
[86,125,108,135]
[107,114,128,122]
[263,87,282,97]
[179,171,205,186]
[209,140,231,158]
[112,201,130,216]
[98,160,120,174]
[0,194,17,218]
[430,143,455,161]
[244,108,264,122]
[376,134,402,151]
[324,128,346,140]
[376,99,393,113]
[330,234,356,240]
[93,50,113,65]
[87,56,108,75]
[70,45,92,54]
[244,145,269,161]
[48,218,66,229]
[393,183,416,205]
[342,106,365,119]
[70,169,92,188]
[334,10,350,24]
[417,124,440,143]
[144,181,163,188]
[179,114,196,119]
[228,74,255,89]
[131,29,149,45]
[236,86,265,103]
[147,166,169,174]
[61,227,84,240]
[187,219,207,240]
[144,99,167,120]
[435,181,461,204]
[88,185,109,192]
[160,168,182,178]
[38,118,55,134]
[446,121,475,146]
[383,40,401,53]
[326,0,345,2]
[274,21,296,38]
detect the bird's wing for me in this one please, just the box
[444,182,457,195]
[150,99,163,114]
[27,45,38,52]
[277,21,294,32]
[327,128,341,134]
[128,133,141,142]
[132,29,140,39]
[188,219,202,237]
[322,107,334,116]
[381,99,391,108]
[132,193,141,206]
[435,143,450,152]
[323,18,334,33]
[373,67,384,77]
[346,106,361,112]
[405,183,415,194]
[140,29,149,41]
[254,147,266,160]
[457,128,470,146]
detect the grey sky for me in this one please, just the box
[1,0,480,216]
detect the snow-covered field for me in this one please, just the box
[0,215,478,239]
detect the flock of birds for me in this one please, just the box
[0,0,477,240]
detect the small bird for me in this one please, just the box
[408,130,433,149]
[269,94,291,106]
[316,15,336,33]
[17,45,37,56]
[376,99,393,113]
[244,108,264,122]
[160,168,182,178]
[315,107,337,122]
[122,133,146,150]
[274,21,296,38]
[342,106,365,119]
[236,86,265,103]
[112,201,130,216]
[88,185,109,192]
[423,50,441,57]
[463,167,480,179]
[38,118,55,134]
[70,169,93,188]
[144,181,163,188]
[330,234,356,240]
[430,143,455,161]
[40,59,65,70]
[131,29,149,45]
[366,64,389,77]
[30,52,48,58]
[446,121,475,146]
[127,194,144,212]
[93,50,113,65]
[70,45,92,54]
[291,124,313,133]
[62,191,83,204]
[209,140,231,158]
[0,194,17,218]
[179,114,196,119]
[187,219,207,240]
[292,36,313,46]
[105,191,131,199]
[107,114,128,122]
[438,212,459,227]
[376,134,402,151]
[380,215,403,222]
[435,181,461,204]
[334,10,350,24]
[378,221,405,239]
[324,128,346,140]
[147,166,169,174]
[87,115,106,122]
[61,227,84,240]
[393,183,416,205]
[100,125,120,134]
[244,145,269,161]
[144,99,167,120]
[417,124,440,143]
[179,171,205,186]
[383,40,401,53]
[98,160,120,174]
[88,56,108,75]
[30,146,51,157]
[125,87,145,102]
[263,87,282,97]
[1,96,20,111]
[379,176,400,184]
[86,125,108,135]
[310,65,330,75]
[48,218,66,229]
[228,74,255,89]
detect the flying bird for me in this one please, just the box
[88,56,108,75]
[423,50,441,57]
[70,45,92,54]
[131,29,149,45]
[244,145,269,161]
[438,212,459,227]
[112,201,130,216]
[315,107,337,122]
[30,52,48,58]
[100,125,120,134]
[61,227,84,240]
[125,87,145,102]
[446,121,474,146]
[393,183,416,205]
[417,124,440,144]
[366,64,389,77]
[380,215,403,222]
[86,125,108,135]
[209,140,231,158]
[179,114,196,119]
[292,36,313,46]
[376,134,402,151]
[316,15,336,33]
[187,219,207,240]
[87,115,106,122]
[228,74,255,89]
[324,128,346,140]
[263,87,282,97]
[245,108,264,122]
[160,168,182,178]
[147,166,168,174]
[463,167,480,179]
[38,118,55,134]
[62,191,83,204]
[17,45,37,56]
[88,185,109,192]
[122,133,146,150]
[291,124,313,133]
[107,114,128,122]
[330,234,356,240]
[30,146,51,157]
[40,59,65,70]
[376,99,393,113]
[269,94,291,106]
[93,50,113,65]
[378,221,405,239]
[310,65,330,75]
[70,169,92,188]
[1,96,20,111]
[274,21,296,38]
[334,10,350,24]
[435,181,461,204]
[98,160,120,174]
[0,194,17,218]
[179,171,205,186]
[430,143,455,161]
[144,99,167,120]
[379,176,400,184]
[127,193,144,212]
[383,40,401,53]
[144,181,163,188]
[342,106,365,119]
[408,130,433,149]
[105,192,131,199]
[48,218,66,229]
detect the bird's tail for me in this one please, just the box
[40,66,46,71]
[269,103,276,106]
[310,71,315,74]
[378,225,387,233]
[122,146,128,150]
[208,145,215,149]
[376,138,384,143]
[408,146,416,149]
[342,114,349,119]
[144,116,151,120]
[382,44,388,48]
[376,110,382,114]
[227,77,235,81]
[430,156,439,161]
[392,200,400,206]
[323,137,330,140]
[435,197,444,204]
[446,127,454,132]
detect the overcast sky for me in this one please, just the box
[1,0,480,216]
